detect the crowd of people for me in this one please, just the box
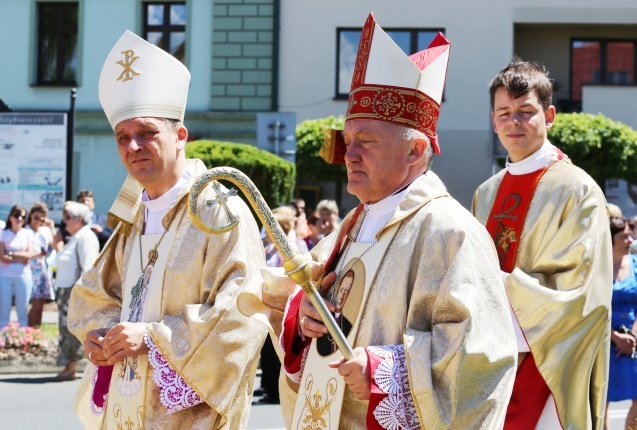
[256,198,342,404]
[0,191,109,381]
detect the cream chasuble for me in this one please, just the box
[290,223,401,429]
[279,172,517,429]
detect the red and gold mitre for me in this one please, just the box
[320,12,451,164]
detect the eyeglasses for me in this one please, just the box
[11,214,25,220]
[37,217,46,222]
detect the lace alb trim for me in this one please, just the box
[90,366,106,415]
[368,345,420,430]
[145,331,203,414]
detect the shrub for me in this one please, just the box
[186,140,296,210]
[296,116,347,183]
[548,113,637,186]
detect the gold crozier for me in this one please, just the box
[291,222,401,430]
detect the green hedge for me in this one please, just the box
[186,140,296,209]
[548,113,637,186]
[296,116,347,183]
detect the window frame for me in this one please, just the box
[569,37,637,102]
[334,27,445,100]
[142,1,187,64]
[35,1,79,87]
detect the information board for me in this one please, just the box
[0,113,67,223]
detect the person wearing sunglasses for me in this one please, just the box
[0,205,36,328]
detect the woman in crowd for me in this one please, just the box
[0,205,35,328]
[316,199,340,237]
[54,201,99,381]
[304,211,322,250]
[606,216,637,430]
[26,202,56,327]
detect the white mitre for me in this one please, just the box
[99,30,191,129]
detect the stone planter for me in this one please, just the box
[0,348,87,374]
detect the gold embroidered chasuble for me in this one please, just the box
[472,158,612,430]
[279,172,518,429]
[68,159,268,429]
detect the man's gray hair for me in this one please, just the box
[400,126,434,169]
[64,201,91,225]
[163,118,183,130]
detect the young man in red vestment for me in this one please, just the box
[472,59,612,429]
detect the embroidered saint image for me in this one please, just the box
[496,226,517,254]
[318,261,365,357]
[116,356,142,397]
[334,271,354,321]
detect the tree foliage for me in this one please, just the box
[296,116,347,183]
[548,113,637,186]
[186,140,296,208]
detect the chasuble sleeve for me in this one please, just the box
[400,204,517,429]
[68,223,127,341]
[503,171,612,428]
[145,193,268,427]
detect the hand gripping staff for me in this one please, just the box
[188,167,355,359]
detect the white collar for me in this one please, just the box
[363,180,415,217]
[505,140,551,175]
[141,164,194,213]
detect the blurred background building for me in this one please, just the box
[1,0,636,213]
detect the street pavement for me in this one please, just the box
[0,371,285,429]
[0,370,631,429]
[4,312,631,429]
[5,311,284,429]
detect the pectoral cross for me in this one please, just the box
[129,276,143,309]
[206,182,238,225]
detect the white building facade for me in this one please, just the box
[1,0,636,213]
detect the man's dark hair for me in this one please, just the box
[489,58,553,111]
[76,189,94,200]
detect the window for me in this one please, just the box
[37,2,79,86]
[571,39,637,101]
[143,2,187,64]
[336,28,444,98]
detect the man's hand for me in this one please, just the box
[298,272,336,338]
[91,224,103,234]
[329,347,371,400]
[84,328,110,366]
[102,322,149,365]
[612,331,636,358]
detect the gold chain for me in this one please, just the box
[138,207,178,273]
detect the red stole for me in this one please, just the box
[323,204,365,275]
[485,168,552,430]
